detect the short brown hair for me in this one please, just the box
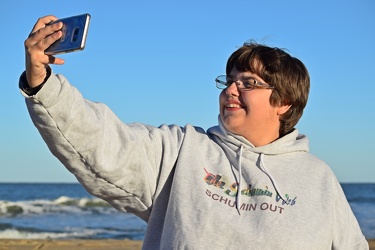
[226,42,310,136]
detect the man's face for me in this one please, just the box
[219,67,288,145]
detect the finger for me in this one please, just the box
[27,15,62,48]
[39,30,62,51]
[25,31,62,61]
[29,15,59,35]
[48,55,65,65]
[27,21,63,46]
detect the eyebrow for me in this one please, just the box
[227,74,255,80]
[227,73,254,78]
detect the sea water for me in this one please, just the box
[0,183,146,240]
[341,183,375,239]
[0,183,373,239]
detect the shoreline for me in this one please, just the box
[0,239,373,249]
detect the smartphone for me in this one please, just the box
[45,13,91,55]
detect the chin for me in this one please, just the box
[221,120,241,135]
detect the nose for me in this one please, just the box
[225,82,240,96]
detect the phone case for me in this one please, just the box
[45,13,91,55]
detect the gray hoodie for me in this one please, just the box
[21,72,368,249]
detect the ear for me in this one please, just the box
[277,105,291,116]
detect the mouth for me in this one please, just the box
[226,103,241,108]
[224,101,244,110]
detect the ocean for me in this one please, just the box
[0,183,146,240]
[0,183,374,240]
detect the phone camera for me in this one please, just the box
[72,27,80,42]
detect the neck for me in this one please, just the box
[243,127,280,147]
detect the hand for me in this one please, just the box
[24,15,65,88]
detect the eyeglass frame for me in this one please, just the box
[215,75,275,91]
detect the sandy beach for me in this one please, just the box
[0,239,373,249]
[0,239,142,250]
[369,239,375,250]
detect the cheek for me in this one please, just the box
[219,91,226,107]
[243,92,272,113]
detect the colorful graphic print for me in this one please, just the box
[203,168,297,211]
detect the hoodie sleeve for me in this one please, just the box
[20,72,185,221]
[331,175,369,249]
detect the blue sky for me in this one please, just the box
[1,1,374,183]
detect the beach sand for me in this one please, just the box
[0,239,142,250]
[0,239,374,249]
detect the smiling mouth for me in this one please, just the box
[226,103,241,108]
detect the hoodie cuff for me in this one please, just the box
[19,67,51,96]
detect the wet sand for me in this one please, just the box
[0,239,373,249]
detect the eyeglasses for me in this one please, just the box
[215,75,274,91]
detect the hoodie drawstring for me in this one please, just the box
[258,153,286,203]
[236,145,243,215]
[236,149,286,215]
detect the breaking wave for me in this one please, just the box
[0,196,112,217]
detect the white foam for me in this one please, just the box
[0,196,114,217]
[53,196,72,204]
[0,228,99,239]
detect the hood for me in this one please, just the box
[208,117,309,156]
[207,117,309,214]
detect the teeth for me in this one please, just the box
[226,103,240,108]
